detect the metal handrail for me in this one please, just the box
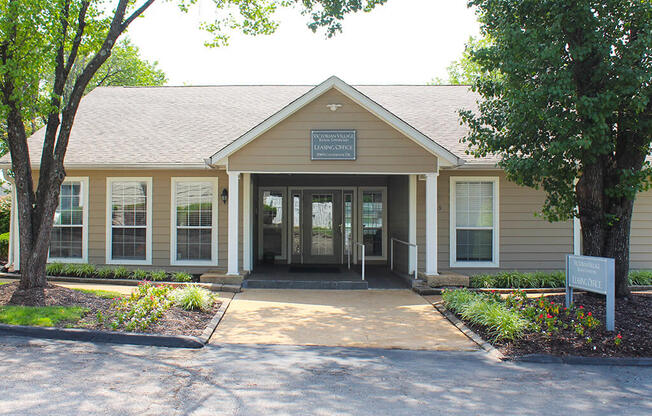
[354,242,365,281]
[390,237,418,280]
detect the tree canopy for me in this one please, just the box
[431,36,495,85]
[460,0,651,297]
[0,0,388,289]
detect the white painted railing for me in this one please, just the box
[390,237,418,280]
[355,242,365,281]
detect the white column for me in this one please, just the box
[227,171,240,275]
[8,182,17,270]
[408,174,417,276]
[425,172,438,276]
[242,173,252,272]
[573,217,581,255]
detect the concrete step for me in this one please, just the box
[243,279,368,290]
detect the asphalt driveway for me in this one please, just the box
[0,336,650,415]
[211,289,478,350]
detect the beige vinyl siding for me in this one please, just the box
[227,88,438,173]
[417,170,574,274]
[54,169,236,273]
[387,175,410,274]
[631,189,652,270]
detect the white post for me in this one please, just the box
[408,174,417,276]
[242,173,252,272]
[573,217,581,255]
[425,172,438,276]
[8,181,17,270]
[227,171,240,276]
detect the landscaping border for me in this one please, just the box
[0,292,234,348]
[0,323,205,348]
[414,285,652,296]
[0,272,242,293]
[430,297,652,367]
[430,299,505,361]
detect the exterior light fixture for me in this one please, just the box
[326,103,342,112]
[221,188,228,204]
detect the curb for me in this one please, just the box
[0,273,242,293]
[0,323,204,349]
[197,295,232,344]
[507,354,652,367]
[430,300,505,361]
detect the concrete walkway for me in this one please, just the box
[211,289,478,351]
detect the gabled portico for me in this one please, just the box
[210,76,458,282]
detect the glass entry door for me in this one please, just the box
[302,190,342,264]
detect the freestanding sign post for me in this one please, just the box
[565,254,615,331]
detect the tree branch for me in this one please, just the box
[121,0,156,32]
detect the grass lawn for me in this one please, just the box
[72,288,123,299]
[0,305,88,326]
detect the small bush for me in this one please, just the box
[442,289,528,341]
[112,266,130,279]
[131,269,148,280]
[0,196,11,234]
[148,270,168,281]
[173,272,192,282]
[63,263,84,277]
[171,286,214,311]
[0,231,9,260]
[469,271,565,288]
[629,270,652,286]
[96,267,114,279]
[46,262,65,276]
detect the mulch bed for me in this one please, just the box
[459,293,652,358]
[0,282,220,337]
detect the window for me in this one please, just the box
[259,188,286,260]
[450,177,499,268]
[171,178,218,265]
[359,188,387,259]
[49,178,88,262]
[106,178,152,264]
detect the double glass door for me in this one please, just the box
[259,187,383,265]
[293,190,342,264]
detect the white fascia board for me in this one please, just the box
[209,75,463,167]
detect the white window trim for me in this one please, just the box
[105,177,153,265]
[48,177,89,264]
[449,176,500,268]
[170,177,219,266]
[358,186,388,260]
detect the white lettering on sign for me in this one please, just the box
[311,130,356,160]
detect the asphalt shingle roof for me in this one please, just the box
[0,83,494,167]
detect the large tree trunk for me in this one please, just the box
[577,163,633,298]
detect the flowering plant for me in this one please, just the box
[108,281,174,332]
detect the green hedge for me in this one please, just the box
[45,262,197,283]
[470,270,652,288]
[441,289,528,340]
[0,232,9,260]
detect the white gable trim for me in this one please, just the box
[209,76,462,167]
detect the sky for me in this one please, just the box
[126,0,481,86]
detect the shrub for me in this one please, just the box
[77,263,97,277]
[469,271,565,288]
[63,263,84,277]
[442,289,528,341]
[171,286,214,311]
[131,269,148,280]
[0,196,11,234]
[112,266,130,279]
[109,281,174,331]
[0,231,8,260]
[148,270,168,282]
[629,270,652,286]
[173,272,192,282]
[46,262,65,276]
[96,267,114,279]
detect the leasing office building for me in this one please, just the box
[3,76,651,281]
